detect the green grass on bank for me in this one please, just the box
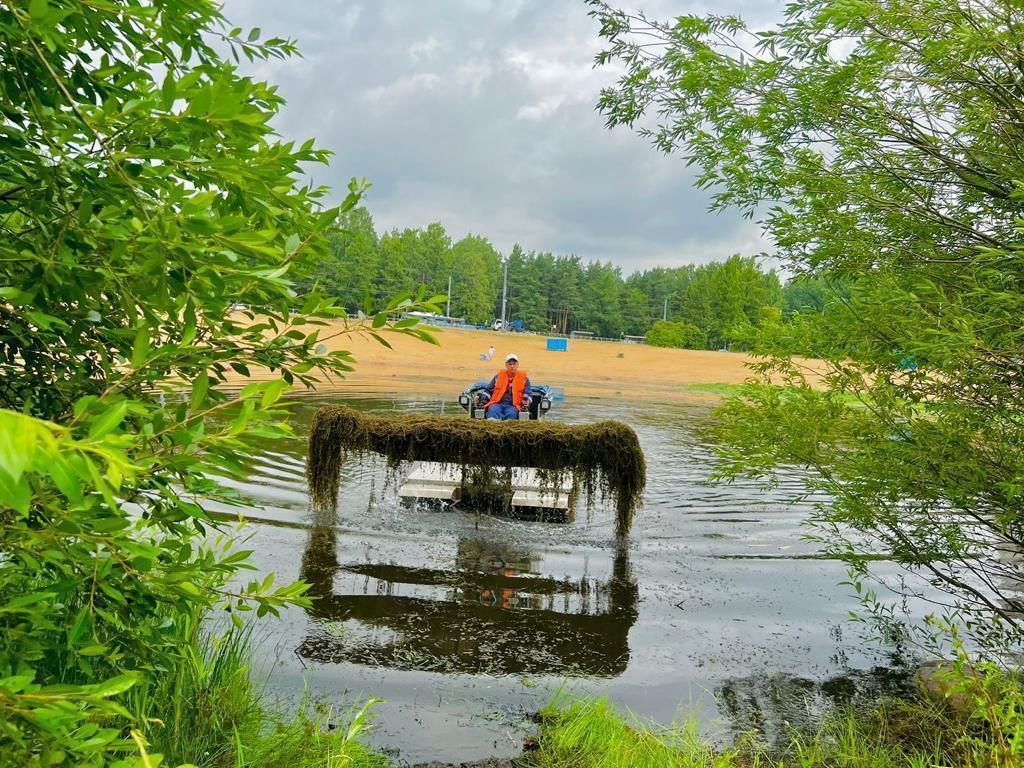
[122,619,388,768]
[681,383,746,398]
[526,679,1024,768]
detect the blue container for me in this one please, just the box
[546,337,568,352]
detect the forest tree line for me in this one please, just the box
[295,207,838,349]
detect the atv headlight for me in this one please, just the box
[458,393,470,407]
[540,398,551,411]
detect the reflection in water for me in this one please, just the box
[297,507,638,676]
[717,665,913,750]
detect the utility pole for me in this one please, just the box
[663,298,668,321]
[500,257,508,330]
[446,274,452,318]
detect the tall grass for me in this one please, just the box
[529,669,1024,768]
[123,614,387,768]
[530,697,737,768]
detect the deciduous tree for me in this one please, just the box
[590,0,1024,651]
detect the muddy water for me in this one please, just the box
[210,392,923,765]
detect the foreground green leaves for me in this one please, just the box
[0,0,440,764]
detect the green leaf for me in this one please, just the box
[285,233,301,254]
[67,607,92,648]
[48,457,83,503]
[26,310,64,330]
[2,475,33,518]
[88,400,128,439]
[2,592,55,612]
[189,371,209,412]
[261,378,288,407]
[0,410,36,482]
[89,673,140,697]
[161,71,176,108]
[73,396,97,418]
[369,332,392,349]
[28,0,48,20]
[77,193,93,225]
[131,324,151,368]
[78,645,109,657]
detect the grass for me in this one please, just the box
[123,616,389,768]
[528,697,734,768]
[525,671,1024,768]
[681,383,747,398]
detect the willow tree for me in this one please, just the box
[0,0,437,762]
[589,0,1024,653]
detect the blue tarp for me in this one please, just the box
[546,337,568,351]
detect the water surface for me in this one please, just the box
[215,391,924,764]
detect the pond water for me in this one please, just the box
[209,391,923,765]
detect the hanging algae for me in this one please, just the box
[306,405,646,536]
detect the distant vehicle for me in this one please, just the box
[492,318,527,332]
[403,311,465,328]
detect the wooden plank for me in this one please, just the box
[512,489,570,509]
[397,482,459,500]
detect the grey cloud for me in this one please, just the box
[221,0,781,274]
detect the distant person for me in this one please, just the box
[479,353,532,420]
[487,345,495,360]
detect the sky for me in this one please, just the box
[221,0,783,276]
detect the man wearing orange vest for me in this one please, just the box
[479,353,533,420]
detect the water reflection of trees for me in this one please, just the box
[716,667,914,751]
[296,508,638,676]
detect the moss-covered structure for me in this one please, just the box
[306,406,646,536]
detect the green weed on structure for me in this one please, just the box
[306,406,646,535]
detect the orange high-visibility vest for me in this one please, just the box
[485,370,529,409]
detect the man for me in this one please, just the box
[480,353,532,420]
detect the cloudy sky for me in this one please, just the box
[221,0,782,275]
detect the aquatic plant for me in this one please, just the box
[306,406,646,535]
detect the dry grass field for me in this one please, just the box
[256,322,780,404]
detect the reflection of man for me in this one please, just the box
[480,353,532,420]
[479,566,521,609]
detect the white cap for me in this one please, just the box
[505,353,519,362]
